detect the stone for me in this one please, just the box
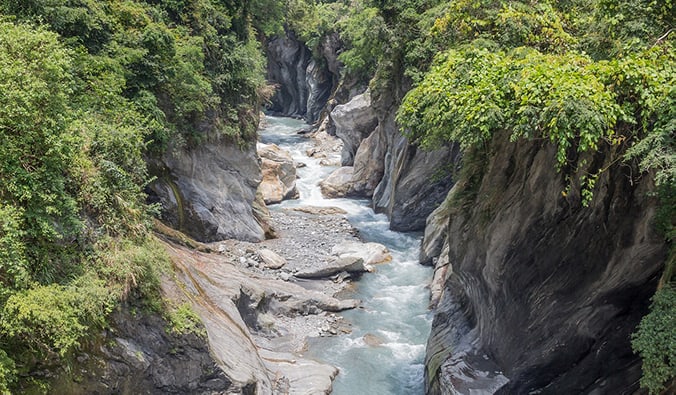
[258,249,287,269]
[331,240,392,265]
[294,257,370,279]
[350,126,387,197]
[330,90,378,166]
[258,143,299,204]
[363,334,383,347]
[319,166,354,198]
[419,185,456,265]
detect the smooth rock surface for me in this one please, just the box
[330,91,378,166]
[258,248,287,269]
[330,240,392,266]
[149,140,266,242]
[266,34,334,123]
[295,257,369,279]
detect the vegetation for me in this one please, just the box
[0,0,279,391]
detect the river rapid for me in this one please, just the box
[260,116,433,394]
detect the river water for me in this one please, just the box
[260,116,433,394]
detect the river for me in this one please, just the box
[260,116,433,394]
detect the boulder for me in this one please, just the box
[319,166,354,198]
[258,249,287,269]
[331,240,392,265]
[330,91,378,166]
[257,143,299,204]
[294,257,369,279]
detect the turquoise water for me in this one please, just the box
[260,116,433,394]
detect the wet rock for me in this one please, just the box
[330,91,378,166]
[319,166,354,198]
[363,334,384,347]
[331,240,392,265]
[295,257,369,279]
[258,248,287,269]
[258,143,299,204]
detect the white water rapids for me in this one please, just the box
[260,116,433,394]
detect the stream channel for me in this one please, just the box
[260,116,433,394]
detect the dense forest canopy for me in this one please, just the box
[0,0,673,393]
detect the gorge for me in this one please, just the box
[0,1,673,395]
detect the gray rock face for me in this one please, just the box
[149,141,266,243]
[47,308,232,395]
[330,91,378,166]
[266,33,334,123]
[169,240,358,394]
[258,143,298,204]
[370,112,460,232]
[424,132,666,394]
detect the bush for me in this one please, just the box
[632,285,676,394]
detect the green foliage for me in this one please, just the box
[398,46,622,182]
[336,5,389,78]
[167,302,205,337]
[0,205,29,298]
[632,285,676,394]
[0,275,116,358]
[0,0,272,386]
[0,349,15,395]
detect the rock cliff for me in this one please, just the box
[266,33,336,123]
[326,85,459,231]
[422,132,667,394]
[149,139,268,243]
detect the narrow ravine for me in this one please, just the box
[260,116,433,394]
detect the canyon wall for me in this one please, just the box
[422,131,666,394]
[266,32,338,124]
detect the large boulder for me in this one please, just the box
[331,241,392,266]
[294,257,369,279]
[319,166,354,198]
[257,143,298,205]
[330,91,378,166]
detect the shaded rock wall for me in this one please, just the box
[329,87,459,231]
[266,33,336,123]
[423,131,666,394]
[149,140,267,243]
[47,308,231,395]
